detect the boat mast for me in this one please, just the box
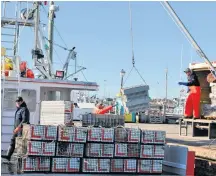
[32,1,54,79]
[48,1,55,75]
[34,2,40,51]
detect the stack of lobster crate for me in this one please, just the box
[16,124,166,174]
[16,124,58,173]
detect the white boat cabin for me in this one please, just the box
[1,76,98,151]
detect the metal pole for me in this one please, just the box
[163,1,216,77]
[47,2,56,99]
[121,75,123,89]
[13,2,19,63]
[104,80,106,99]
[165,68,168,102]
[48,1,55,65]
[164,68,168,122]
[34,2,40,50]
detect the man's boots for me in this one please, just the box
[184,116,193,119]
[1,146,14,161]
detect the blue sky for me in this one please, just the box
[2,1,216,99]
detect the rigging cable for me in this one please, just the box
[123,2,147,86]
[43,36,69,51]
[41,4,68,49]
[129,1,135,67]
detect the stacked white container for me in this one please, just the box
[124,85,150,113]
[40,101,73,126]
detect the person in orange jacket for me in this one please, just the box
[178,68,201,119]
[1,97,30,161]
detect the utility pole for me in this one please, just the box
[48,1,55,75]
[104,80,106,99]
[163,68,168,122]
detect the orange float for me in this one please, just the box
[26,69,35,78]
[20,61,27,72]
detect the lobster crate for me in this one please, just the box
[140,145,153,158]
[155,131,166,144]
[114,128,128,142]
[56,142,84,157]
[101,128,114,142]
[137,159,163,173]
[52,158,80,173]
[21,141,55,156]
[87,128,114,142]
[152,160,163,173]
[87,128,101,142]
[124,159,137,173]
[127,144,140,157]
[127,128,141,143]
[114,143,127,157]
[137,159,152,173]
[114,128,140,143]
[141,130,155,144]
[21,157,51,172]
[58,126,87,142]
[111,159,124,172]
[101,144,114,157]
[86,143,101,157]
[85,143,114,158]
[141,130,166,144]
[22,124,57,141]
[154,145,165,159]
[82,159,110,173]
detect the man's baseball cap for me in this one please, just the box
[184,68,191,73]
[15,96,23,102]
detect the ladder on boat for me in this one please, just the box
[1,1,19,60]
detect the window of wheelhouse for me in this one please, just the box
[2,88,18,110]
[21,89,36,112]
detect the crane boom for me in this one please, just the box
[162,1,216,79]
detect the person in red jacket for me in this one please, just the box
[178,68,201,119]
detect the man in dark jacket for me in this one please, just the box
[1,97,30,161]
[178,68,201,119]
